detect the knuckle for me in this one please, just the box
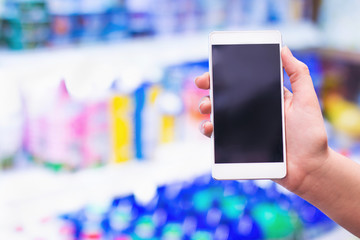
[318,131,329,150]
[298,62,310,76]
[291,62,310,83]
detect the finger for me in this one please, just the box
[281,47,316,98]
[194,72,210,90]
[284,87,293,109]
[284,87,292,100]
[200,120,213,138]
[199,96,211,114]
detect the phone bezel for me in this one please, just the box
[209,31,287,180]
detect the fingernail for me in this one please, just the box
[195,72,207,83]
[198,100,205,114]
[194,76,199,84]
[199,121,206,134]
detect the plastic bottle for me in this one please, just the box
[251,202,299,239]
[190,230,213,240]
[161,222,183,240]
[133,82,161,161]
[47,0,76,45]
[58,173,338,239]
[229,214,263,240]
[24,79,85,171]
[126,0,153,37]
[295,197,335,239]
[132,215,157,240]
[82,99,110,168]
[110,93,133,163]
[102,0,129,40]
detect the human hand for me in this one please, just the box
[194,46,330,194]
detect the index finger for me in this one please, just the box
[194,72,210,90]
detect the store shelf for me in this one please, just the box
[1,139,356,240]
[0,140,212,238]
[0,21,323,70]
[0,23,324,100]
[0,33,210,101]
[0,32,209,71]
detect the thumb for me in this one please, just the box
[281,46,316,98]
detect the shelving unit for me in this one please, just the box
[0,141,212,238]
[1,141,357,239]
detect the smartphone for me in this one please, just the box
[209,31,286,180]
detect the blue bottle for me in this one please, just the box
[161,222,184,240]
[296,199,336,238]
[190,230,213,240]
[229,214,263,240]
[102,0,129,40]
[132,215,158,240]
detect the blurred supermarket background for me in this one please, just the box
[1,0,360,239]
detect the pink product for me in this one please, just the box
[82,101,110,167]
[24,80,110,170]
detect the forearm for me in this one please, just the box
[296,148,360,237]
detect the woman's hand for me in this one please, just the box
[194,46,330,195]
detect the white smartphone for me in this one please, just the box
[209,31,286,180]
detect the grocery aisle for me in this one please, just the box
[1,0,360,239]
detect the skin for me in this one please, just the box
[195,46,360,237]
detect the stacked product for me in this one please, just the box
[23,80,110,170]
[0,0,50,49]
[19,59,209,170]
[59,175,335,239]
[110,80,162,163]
[0,0,315,49]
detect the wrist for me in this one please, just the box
[292,146,334,198]
[294,147,337,203]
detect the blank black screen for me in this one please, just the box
[212,44,284,163]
